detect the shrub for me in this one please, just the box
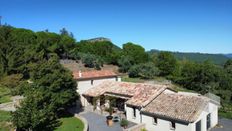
[118,56,133,73]
[81,53,103,69]
[128,62,160,79]
[120,118,129,127]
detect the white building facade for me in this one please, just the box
[73,70,121,107]
[125,101,219,131]
[80,79,220,131]
[125,91,220,131]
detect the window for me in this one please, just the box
[152,117,157,125]
[196,120,201,131]
[207,113,211,129]
[116,77,118,81]
[170,121,176,130]
[91,80,94,85]
[133,107,136,118]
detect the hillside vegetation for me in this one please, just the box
[0,26,78,130]
[149,49,230,65]
[0,110,12,131]
[0,25,232,131]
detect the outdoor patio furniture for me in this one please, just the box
[112,115,121,122]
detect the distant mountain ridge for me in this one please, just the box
[149,49,231,65]
[225,54,232,58]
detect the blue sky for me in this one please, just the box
[0,0,232,53]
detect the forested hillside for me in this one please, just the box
[149,49,231,65]
[0,25,232,130]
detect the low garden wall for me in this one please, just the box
[75,114,89,131]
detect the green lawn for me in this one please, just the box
[219,103,232,119]
[172,85,197,93]
[0,85,12,104]
[122,75,172,84]
[0,111,85,131]
[55,117,84,131]
[153,76,169,82]
[121,76,146,83]
[0,110,13,131]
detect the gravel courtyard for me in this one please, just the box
[80,112,136,131]
[211,118,232,131]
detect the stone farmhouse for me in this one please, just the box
[73,70,220,131]
[73,70,121,107]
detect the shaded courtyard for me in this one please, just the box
[80,112,136,131]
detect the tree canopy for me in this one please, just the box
[156,51,177,76]
[0,26,78,130]
[122,42,149,64]
[128,62,159,79]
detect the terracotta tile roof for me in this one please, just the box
[83,81,168,107]
[126,84,167,107]
[83,81,210,122]
[142,92,209,123]
[82,81,115,97]
[73,70,117,80]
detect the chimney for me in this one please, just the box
[79,70,82,77]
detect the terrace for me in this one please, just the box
[80,111,137,131]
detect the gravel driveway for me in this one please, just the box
[211,118,232,131]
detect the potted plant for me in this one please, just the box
[120,118,129,129]
[105,96,116,126]
[106,107,114,126]
[106,115,113,126]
